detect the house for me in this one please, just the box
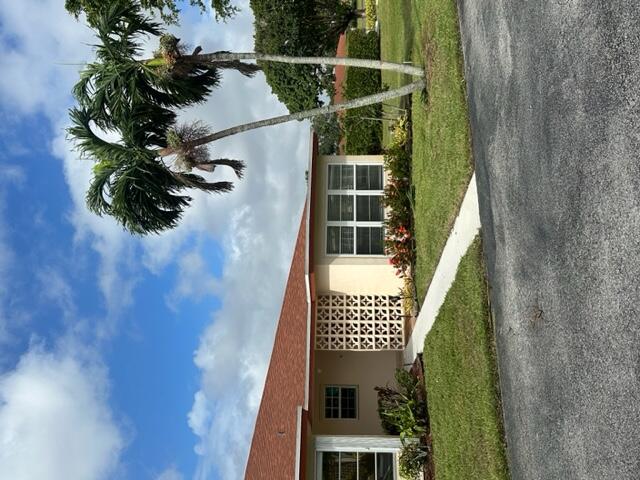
[245,132,411,480]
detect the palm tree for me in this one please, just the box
[76,3,422,128]
[150,39,424,77]
[70,2,427,235]
[158,79,425,157]
[69,108,243,235]
[74,4,260,134]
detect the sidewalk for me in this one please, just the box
[403,173,481,365]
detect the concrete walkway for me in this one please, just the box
[403,173,481,365]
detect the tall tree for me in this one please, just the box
[69,3,425,235]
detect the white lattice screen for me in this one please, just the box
[315,294,404,351]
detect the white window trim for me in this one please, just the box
[325,163,387,258]
[324,385,358,420]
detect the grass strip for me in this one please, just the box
[423,237,509,480]
[378,0,474,302]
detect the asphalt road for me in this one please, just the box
[456,2,640,479]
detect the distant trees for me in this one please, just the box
[312,114,341,155]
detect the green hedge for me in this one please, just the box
[342,30,383,154]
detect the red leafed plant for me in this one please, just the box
[383,116,415,278]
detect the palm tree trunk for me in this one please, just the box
[178,52,425,78]
[159,78,426,157]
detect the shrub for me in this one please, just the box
[376,368,431,479]
[400,441,431,480]
[402,276,416,319]
[341,30,383,154]
[383,115,415,277]
[365,0,377,31]
[376,369,428,440]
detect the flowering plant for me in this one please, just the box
[383,116,415,278]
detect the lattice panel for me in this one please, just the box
[315,294,404,350]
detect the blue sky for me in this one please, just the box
[0,1,309,479]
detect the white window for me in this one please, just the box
[326,164,385,256]
[317,451,395,480]
[325,385,357,419]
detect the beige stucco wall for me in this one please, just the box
[313,154,404,296]
[312,350,401,436]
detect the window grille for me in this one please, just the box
[315,294,404,350]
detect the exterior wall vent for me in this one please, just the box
[315,294,404,350]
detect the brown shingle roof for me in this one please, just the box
[245,212,308,480]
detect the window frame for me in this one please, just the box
[325,163,386,257]
[324,385,358,420]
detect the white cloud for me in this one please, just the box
[0,0,93,118]
[0,346,124,480]
[156,465,185,480]
[36,267,76,322]
[166,249,220,309]
[188,391,212,440]
[0,165,26,185]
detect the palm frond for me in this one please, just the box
[195,159,246,178]
[213,60,261,78]
[174,172,234,193]
[73,2,220,132]
[167,122,211,171]
[97,2,162,44]
[68,107,131,163]
[118,103,176,148]
[68,1,246,235]
[109,160,191,235]
[86,160,118,215]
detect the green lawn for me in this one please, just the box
[423,237,510,480]
[378,0,473,301]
